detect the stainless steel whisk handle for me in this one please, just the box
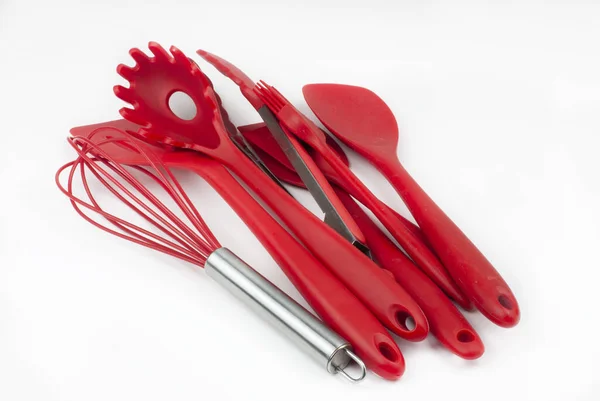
[205,247,366,382]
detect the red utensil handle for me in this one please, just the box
[315,143,452,288]
[336,176,471,309]
[384,207,424,245]
[176,158,405,380]
[216,143,428,341]
[304,145,427,244]
[336,188,485,359]
[380,159,520,327]
[303,147,471,309]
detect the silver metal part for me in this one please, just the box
[229,130,293,196]
[205,247,366,382]
[257,106,371,258]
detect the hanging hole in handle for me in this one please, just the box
[456,329,475,343]
[168,91,198,121]
[395,310,416,332]
[378,342,399,362]
[498,294,514,310]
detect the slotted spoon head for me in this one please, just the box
[114,42,229,155]
[302,84,400,162]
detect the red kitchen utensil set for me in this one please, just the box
[56,42,520,382]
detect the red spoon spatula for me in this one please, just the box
[303,83,520,328]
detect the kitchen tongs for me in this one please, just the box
[197,50,371,257]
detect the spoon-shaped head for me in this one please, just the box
[302,84,400,164]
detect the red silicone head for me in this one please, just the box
[114,42,231,155]
[196,49,263,110]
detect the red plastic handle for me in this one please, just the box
[335,188,485,359]
[212,142,428,341]
[170,156,405,379]
[305,148,472,310]
[380,159,520,327]
[341,182,470,309]
[310,132,458,300]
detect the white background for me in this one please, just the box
[1,1,599,400]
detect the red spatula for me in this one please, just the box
[303,83,520,328]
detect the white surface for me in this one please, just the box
[1,1,599,400]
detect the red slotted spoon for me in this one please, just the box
[303,83,520,327]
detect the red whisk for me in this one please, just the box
[55,133,368,382]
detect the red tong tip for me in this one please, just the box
[254,81,286,112]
